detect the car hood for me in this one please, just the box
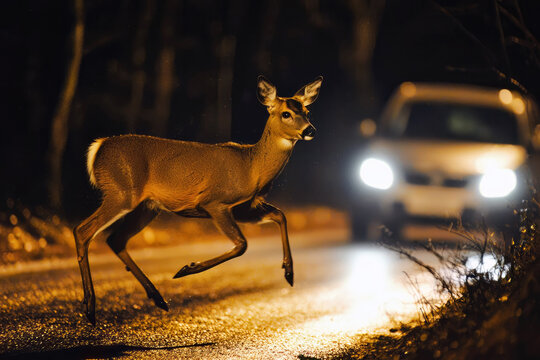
[368,139,527,176]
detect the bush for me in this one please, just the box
[342,197,539,360]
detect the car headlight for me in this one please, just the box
[478,169,517,198]
[359,158,394,190]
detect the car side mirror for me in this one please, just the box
[358,118,377,138]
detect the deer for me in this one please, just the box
[73,76,323,324]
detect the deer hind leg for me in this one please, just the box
[105,201,168,311]
[234,202,293,286]
[173,206,247,279]
[73,199,131,324]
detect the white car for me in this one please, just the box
[350,82,540,239]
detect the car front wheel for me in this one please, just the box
[351,214,371,241]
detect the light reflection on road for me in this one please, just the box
[0,230,466,359]
[249,244,443,358]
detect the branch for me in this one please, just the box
[445,65,529,94]
[381,240,457,301]
[430,0,535,92]
[498,3,538,43]
[429,0,500,68]
[498,3,540,67]
[490,66,529,94]
[494,0,512,75]
[512,0,525,26]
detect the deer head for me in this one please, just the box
[257,76,323,142]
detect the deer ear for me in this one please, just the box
[257,76,277,106]
[294,76,323,106]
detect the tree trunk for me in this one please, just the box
[47,0,84,210]
[346,0,385,115]
[127,0,155,132]
[153,0,178,136]
[256,0,280,75]
[216,35,236,141]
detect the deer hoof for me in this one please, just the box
[86,310,96,325]
[150,293,169,311]
[83,298,96,325]
[173,263,199,279]
[282,261,294,286]
[284,270,294,287]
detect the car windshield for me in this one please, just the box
[394,102,519,144]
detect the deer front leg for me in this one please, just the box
[173,206,247,279]
[265,205,294,287]
[234,202,294,286]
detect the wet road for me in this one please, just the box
[0,228,442,359]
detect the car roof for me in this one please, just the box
[400,83,502,106]
[395,82,521,107]
[379,82,538,145]
[383,82,535,119]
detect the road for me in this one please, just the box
[0,228,444,359]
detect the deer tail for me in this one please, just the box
[86,138,106,187]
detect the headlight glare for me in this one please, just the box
[479,169,517,198]
[359,158,394,190]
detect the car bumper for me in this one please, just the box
[352,182,525,223]
[394,185,470,217]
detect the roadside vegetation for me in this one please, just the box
[0,199,73,263]
[341,195,539,360]
[0,202,347,265]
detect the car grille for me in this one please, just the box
[442,178,468,188]
[404,170,468,188]
[404,172,431,185]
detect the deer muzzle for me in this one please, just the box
[301,124,316,141]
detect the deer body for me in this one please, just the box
[90,134,293,214]
[74,76,322,324]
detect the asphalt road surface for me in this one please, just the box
[0,228,444,359]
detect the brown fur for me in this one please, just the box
[73,76,323,324]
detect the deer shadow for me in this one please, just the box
[2,342,215,360]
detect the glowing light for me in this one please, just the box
[479,168,517,198]
[223,245,445,357]
[143,228,156,244]
[38,237,47,248]
[340,246,441,331]
[498,89,512,105]
[9,214,18,226]
[346,246,392,294]
[400,82,416,97]
[359,158,394,190]
[511,97,525,115]
[465,253,509,280]
[359,118,377,137]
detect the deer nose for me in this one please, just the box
[301,124,316,140]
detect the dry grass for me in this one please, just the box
[341,197,540,360]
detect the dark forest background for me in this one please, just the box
[1,0,540,220]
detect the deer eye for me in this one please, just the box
[282,111,291,119]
